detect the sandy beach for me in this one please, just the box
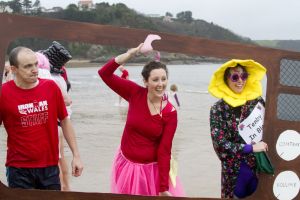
[0,64,221,198]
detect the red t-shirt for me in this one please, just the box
[99,59,177,192]
[0,79,68,168]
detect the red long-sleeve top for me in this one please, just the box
[98,59,177,192]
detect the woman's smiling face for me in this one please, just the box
[144,68,168,98]
[226,66,248,94]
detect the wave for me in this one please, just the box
[183,89,209,94]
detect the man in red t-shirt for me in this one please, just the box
[0,47,83,190]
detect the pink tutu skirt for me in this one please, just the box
[111,149,184,196]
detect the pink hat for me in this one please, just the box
[36,52,50,70]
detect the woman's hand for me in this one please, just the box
[127,43,143,56]
[159,191,172,196]
[115,43,143,65]
[253,141,268,152]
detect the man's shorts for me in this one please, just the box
[6,165,61,190]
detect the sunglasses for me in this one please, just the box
[228,72,248,82]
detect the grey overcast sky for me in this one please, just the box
[11,0,300,40]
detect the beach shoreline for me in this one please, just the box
[67,57,224,68]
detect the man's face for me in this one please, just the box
[11,49,38,85]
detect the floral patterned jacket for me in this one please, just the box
[209,97,265,198]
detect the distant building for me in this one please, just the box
[78,0,94,10]
[0,5,12,13]
[41,7,63,13]
[145,14,161,18]
[163,16,173,22]
[52,7,64,12]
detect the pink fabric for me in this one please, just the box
[111,149,185,196]
[140,34,161,55]
[36,52,50,70]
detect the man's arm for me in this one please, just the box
[60,117,83,177]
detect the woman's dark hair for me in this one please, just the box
[141,61,168,81]
[223,64,247,85]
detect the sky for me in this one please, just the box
[6,0,300,40]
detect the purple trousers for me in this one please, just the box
[233,162,258,198]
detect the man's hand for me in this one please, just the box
[71,156,83,177]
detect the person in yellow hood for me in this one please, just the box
[208,59,269,198]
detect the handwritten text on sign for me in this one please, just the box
[238,102,265,144]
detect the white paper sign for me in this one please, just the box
[276,130,300,161]
[273,171,300,200]
[238,102,265,144]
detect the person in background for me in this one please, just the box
[98,43,184,196]
[208,59,268,198]
[169,84,180,110]
[0,47,83,190]
[3,61,13,82]
[36,52,53,80]
[36,50,71,191]
[44,42,73,114]
[42,41,74,191]
[61,66,71,92]
[118,65,129,105]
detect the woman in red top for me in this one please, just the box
[99,44,184,196]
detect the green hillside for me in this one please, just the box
[2,1,255,58]
[256,40,300,52]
